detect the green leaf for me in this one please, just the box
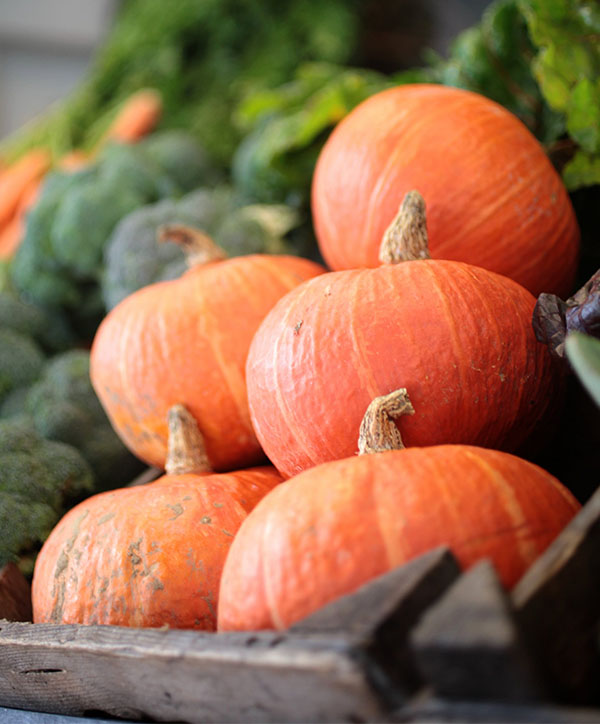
[562,148,600,189]
[567,78,600,152]
[566,332,600,407]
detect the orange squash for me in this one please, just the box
[246,192,561,479]
[218,442,579,631]
[312,84,579,298]
[32,405,283,630]
[90,227,325,471]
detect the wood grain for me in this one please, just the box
[512,484,600,704]
[0,622,385,723]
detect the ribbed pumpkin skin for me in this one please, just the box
[32,466,282,630]
[218,447,579,631]
[90,255,324,471]
[246,261,559,479]
[312,84,579,298]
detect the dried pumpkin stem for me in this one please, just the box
[158,224,227,268]
[166,404,212,475]
[358,388,415,455]
[379,190,431,264]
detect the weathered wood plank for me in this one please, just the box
[293,547,461,709]
[512,483,600,705]
[410,561,547,703]
[0,563,32,622]
[0,621,386,723]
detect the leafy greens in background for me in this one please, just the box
[0,0,362,168]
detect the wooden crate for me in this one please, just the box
[2,485,600,723]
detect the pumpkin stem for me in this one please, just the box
[158,224,228,268]
[379,190,431,264]
[165,404,212,475]
[358,388,415,455]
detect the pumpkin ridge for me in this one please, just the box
[346,270,387,410]
[479,268,531,446]
[460,448,538,568]
[435,263,502,441]
[194,266,253,438]
[265,277,325,473]
[418,261,475,439]
[371,456,409,569]
[362,131,419,264]
[259,494,286,630]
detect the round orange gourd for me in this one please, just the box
[90,227,325,471]
[312,84,579,298]
[32,406,283,630]
[246,193,561,478]
[218,444,580,631]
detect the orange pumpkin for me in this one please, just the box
[218,443,579,631]
[90,226,325,471]
[312,84,579,298]
[32,405,283,630]
[246,192,561,479]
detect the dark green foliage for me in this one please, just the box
[0,417,93,568]
[101,187,300,309]
[232,63,397,206]
[24,350,145,492]
[0,328,45,403]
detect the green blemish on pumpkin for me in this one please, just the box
[201,516,211,524]
[167,503,184,520]
[98,512,116,525]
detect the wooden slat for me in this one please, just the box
[0,622,386,723]
[294,547,461,709]
[512,484,600,704]
[410,561,547,703]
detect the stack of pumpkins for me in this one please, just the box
[32,85,582,633]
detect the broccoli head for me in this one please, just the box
[0,417,93,569]
[0,290,76,353]
[140,130,221,193]
[50,176,146,278]
[101,186,300,309]
[0,328,45,403]
[25,349,145,491]
[11,132,221,341]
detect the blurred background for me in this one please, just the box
[0,0,490,140]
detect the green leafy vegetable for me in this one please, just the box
[232,63,397,205]
[566,332,600,406]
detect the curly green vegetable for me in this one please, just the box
[0,418,94,569]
